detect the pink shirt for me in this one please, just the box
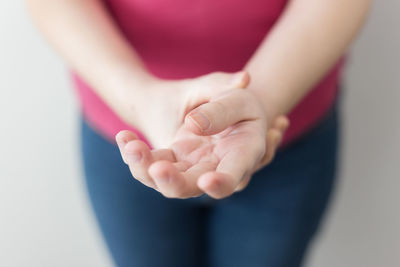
[73,0,344,147]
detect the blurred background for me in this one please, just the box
[1,1,399,266]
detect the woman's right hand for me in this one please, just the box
[115,87,289,199]
[112,71,250,149]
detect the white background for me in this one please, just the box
[1,1,399,266]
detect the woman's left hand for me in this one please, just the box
[116,88,289,199]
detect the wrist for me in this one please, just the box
[113,69,158,107]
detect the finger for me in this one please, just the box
[148,160,181,198]
[197,172,236,199]
[198,144,264,199]
[252,116,288,172]
[179,161,217,197]
[124,140,157,188]
[274,115,290,132]
[115,130,139,164]
[151,148,177,162]
[231,71,250,89]
[182,71,251,122]
[235,174,251,192]
[149,160,215,198]
[254,128,282,172]
[264,129,281,162]
[185,89,262,135]
[173,161,191,172]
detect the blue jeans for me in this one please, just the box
[80,105,339,267]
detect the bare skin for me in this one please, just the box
[27,0,371,199]
[117,88,289,199]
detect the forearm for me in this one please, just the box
[246,0,371,121]
[26,0,152,108]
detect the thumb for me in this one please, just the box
[184,89,261,135]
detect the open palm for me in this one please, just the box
[116,89,288,199]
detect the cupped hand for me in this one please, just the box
[116,88,289,199]
[114,71,250,149]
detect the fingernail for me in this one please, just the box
[189,112,210,131]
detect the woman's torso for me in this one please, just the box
[73,0,343,145]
